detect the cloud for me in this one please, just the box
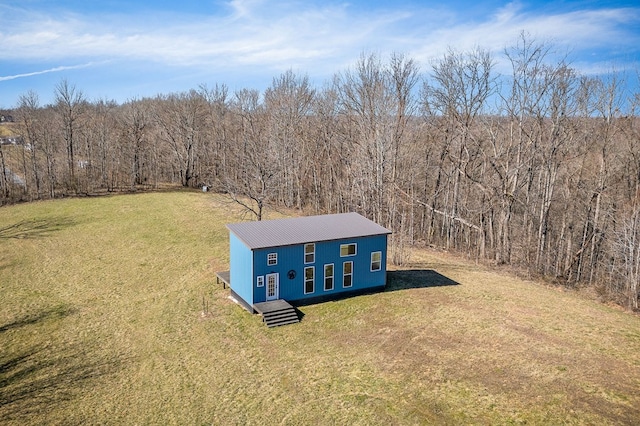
[409,2,640,74]
[0,2,414,70]
[0,1,638,83]
[227,0,265,18]
[0,63,95,82]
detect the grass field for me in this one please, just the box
[0,123,18,137]
[1,191,639,425]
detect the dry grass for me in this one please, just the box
[1,191,639,424]
[0,124,19,137]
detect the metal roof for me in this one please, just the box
[226,212,392,250]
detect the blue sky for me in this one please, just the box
[1,0,639,108]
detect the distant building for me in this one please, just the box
[0,136,23,145]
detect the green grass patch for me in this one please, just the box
[1,191,639,424]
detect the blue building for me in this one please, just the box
[222,212,392,317]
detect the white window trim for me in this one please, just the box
[267,252,278,266]
[324,263,334,291]
[257,276,264,287]
[304,243,315,264]
[340,243,357,257]
[343,261,353,288]
[370,251,382,272]
[304,266,315,294]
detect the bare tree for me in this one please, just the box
[224,88,276,221]
[307,84,345,214]
[120,99,152,190]
[54,79,85,193]
[492,33,556,264]
[199,84,230,191]
[16,91,43,199]
[421,47,495,255]
[384,52,420,263]
[612,201,640,309]
[335,52,391,222]
[153,91,207,187]
[0,140,9,201]
[264,70,315,209]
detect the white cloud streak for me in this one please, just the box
[1,2,394,70]
[0,63,95,81]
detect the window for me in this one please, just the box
[256,276,264,287]
[304,243,315,264]
[304,266,314,294]
[324,264,334,291]
[371,251,382,271]
[267,253,277,266]
[340,243,357,257]
[343,261,353,288]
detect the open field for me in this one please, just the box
[1,191,639,424]
[0,123,18,137]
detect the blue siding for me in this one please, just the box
[229,233,253,307]
[252,244,300,303]
[250,234,388,304]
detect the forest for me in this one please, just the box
[2,34,639,311]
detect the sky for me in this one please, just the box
[1,0,639,109]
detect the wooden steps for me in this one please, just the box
[253,300,300,328]
[262,307,299,327]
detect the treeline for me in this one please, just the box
[2,34,639,310]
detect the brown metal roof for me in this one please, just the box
[226,212,391,250]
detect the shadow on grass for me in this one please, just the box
[0,343,129,422]
[285,270,459,317]
[0,306,76,334]
[0,217,76,240]
[386,269,460,292]
[0,306,129,422]
[293,307,306,322]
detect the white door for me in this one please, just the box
[266,273,279,301]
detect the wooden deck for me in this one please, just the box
[215,271,230,288]
[253,299,292,315]
[253,300,300,327]
[216,273,299,326]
